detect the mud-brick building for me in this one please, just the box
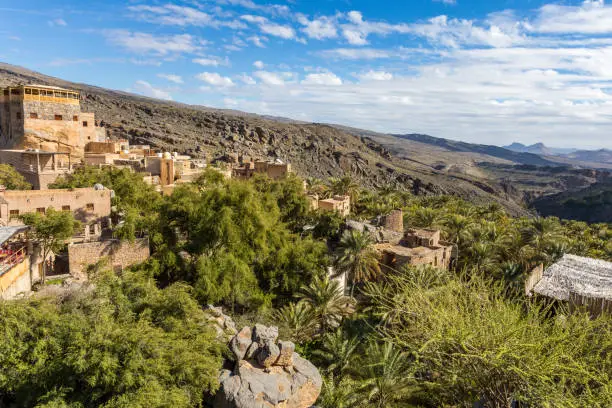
[0,84,105,156]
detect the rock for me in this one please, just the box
[215,358,321,408]
[230,327,253,361]
[253,324,278,345]
[257,342,280,368]
[276,341,295,367]
[245,341,259,360]
[215,325,322,408]
[206,305,238,341]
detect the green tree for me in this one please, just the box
[335,229,381,295]
[0,164,31,190]
[0,269,223,407]
[21,208,80,282]
[312,329,359,377]
[298,275,355,334]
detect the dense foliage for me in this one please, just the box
[0,269,223,407]
[0,164,31,190]
[2,168,611,408]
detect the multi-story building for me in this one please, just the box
[0,84,105,157]
[0,149,74,189]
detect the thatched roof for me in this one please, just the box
[533,254,612,301]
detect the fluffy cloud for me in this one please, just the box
[196,72,235,87]
[242,14,295,39]
[302,72,343,85]
[358,70,394,81]
[104,30,200,55]
[297,14,338,39]
[132,80,172,100]
[253,60,265,69]
[253,71,289,85]
[157,74,184,84]
[48,18,67,27]
[193,56,230,66]
[128,4,245,29]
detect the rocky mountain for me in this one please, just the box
[531,179,612,223]
[504,142,553,156]
[561,149,612,165]
[0,62,533,215]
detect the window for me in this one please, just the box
[16,112,21,120]
[82,121,88,127]
[10,89,20,95]
[62,205,70,211]
[32,89,39,96]
[89,224,96,235]
[9,209,19,218]
[36,207,46,214]
[30,112,38,119]
[54,115,62,121]
[2,89,8,96]
[24,88,31,95]
[60,92,67,98]
[73,115,78,122]
[86,203,94,212]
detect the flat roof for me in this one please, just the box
[533,254,612,301]
[376,243,441,258]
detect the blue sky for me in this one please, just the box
[2,0,612,148]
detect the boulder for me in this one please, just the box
[215,325,322,408]
[230,327,253,361]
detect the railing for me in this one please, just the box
[0,247,26,276]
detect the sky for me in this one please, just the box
[2,0,612,149]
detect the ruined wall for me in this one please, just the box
[68,238,150,279]
[383,210,404,233]
[0,188,112,226]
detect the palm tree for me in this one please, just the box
[335,230,382,296]
[442,213,473,244]
[355,341,416,407]
[317,375,361,408]
[298,275,355,334]
[273,301,317,343]
[312,329,360,377]
[412,207,439,228]
[464,241,500,273]
[328,176,360,211]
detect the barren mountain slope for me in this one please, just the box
[0,62,530,215]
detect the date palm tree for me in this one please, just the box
[335,230,382,296]
[312,329,360,377]
[273,301,317,343]
[355,341,416,407]
[298,275,355,334]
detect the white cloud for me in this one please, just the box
[253,60,265,69]
[196,72,235,87]
[358,70,394,81]
[157,73,184,84]
[237,74,257,85]
[128,4,245,29]
[253,71,288,85]
[104,30,200,56]
[193,56,230,66]
[241,14,296,39]
[434,0,457,5]
[302,72,343,86]
[132,80,172,100]
[48,18,67,27]
[297,14,338,40]
[248,35,267,47]
[532,1,612,34]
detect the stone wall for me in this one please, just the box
[68,238,150,279]
[0,257,31,299]
[0,187,112,226]
[383,210,404,233]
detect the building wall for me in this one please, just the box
[0,86,97,157]
[85,141,121,154]
[383,210,404,233]
[68,238,150,279]
[0,187,112,226]
[0,257,31,299]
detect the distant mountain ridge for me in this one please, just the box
[503,142,576,156]
[562,149,612,165]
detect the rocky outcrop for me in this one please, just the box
[214,324,322,408]
[206,305,238,341]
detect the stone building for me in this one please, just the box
[232,158,292,180]
[0,186,112,240]
[0,149,74,189]
[0,84,105,157]
[312,195,351,217]
[0,226,44,299]
[376,228,455,270]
